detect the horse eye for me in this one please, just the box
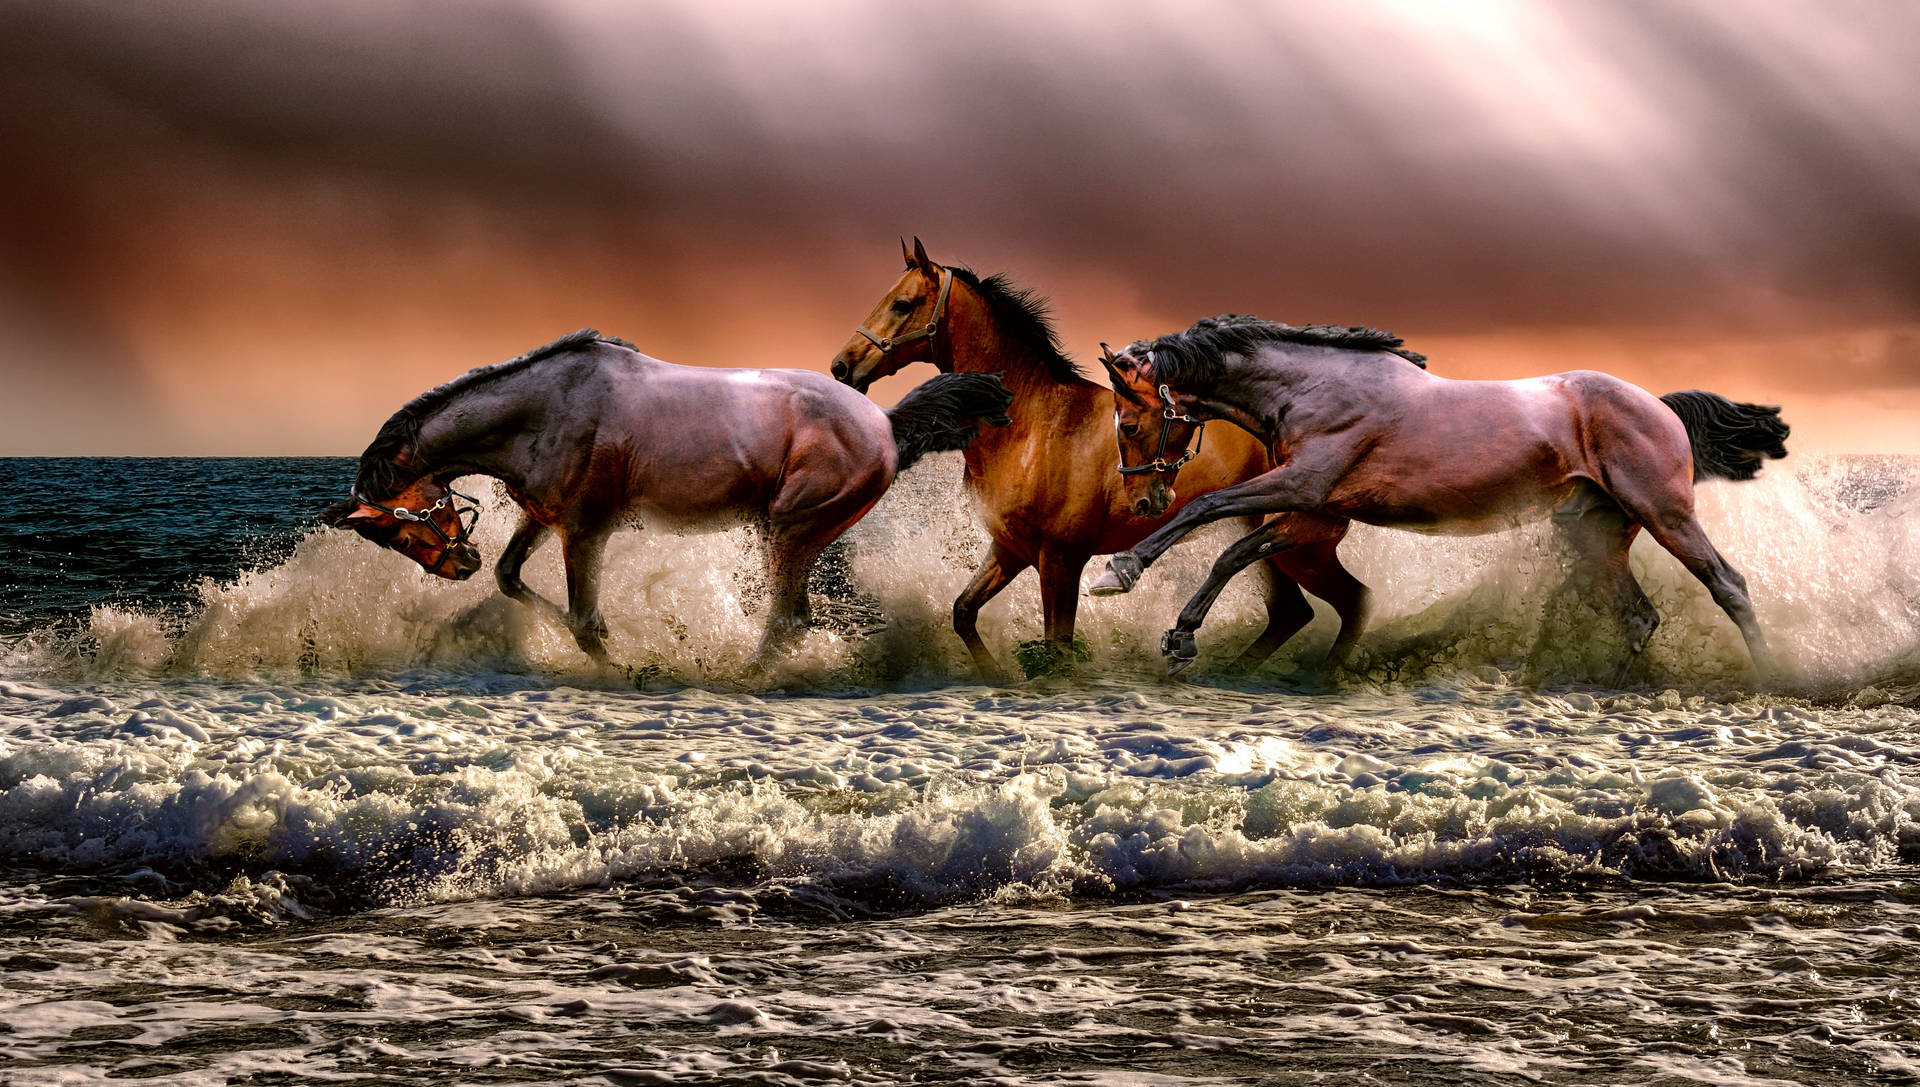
[1121,424,1140,437]
[890,298,916,314]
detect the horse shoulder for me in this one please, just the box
[965,385,1107,547]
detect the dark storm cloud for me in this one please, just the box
[0,0,1915,451]
[6,0,1919,320]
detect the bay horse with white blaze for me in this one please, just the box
[830,238,1370,678]
[1092,315,1790,678]
[321,329,1011,665]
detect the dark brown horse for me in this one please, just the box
[830,239,1367,678]
[1092,315,1790,679]
[321,329,1010,666]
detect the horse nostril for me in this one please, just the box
[831,361,847,378]
[1133,499,1149,515]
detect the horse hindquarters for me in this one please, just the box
[1589,387,1784,676]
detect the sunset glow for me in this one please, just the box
[2,0,1915,453]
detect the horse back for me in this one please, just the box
[599,358,895,523]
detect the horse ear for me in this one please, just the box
[319,498,381,527]
[912,236,932,269]
[901,236,915,268]
[1100,349,1149,407]
[1099,343,1140,378]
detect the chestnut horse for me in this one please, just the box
[830,239,1369,678]
[321,329,1011,665]
[1092,315,1790,678]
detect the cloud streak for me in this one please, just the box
[0,0,1915,452]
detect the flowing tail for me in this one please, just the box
[887,373,1014,472]
[1660,390,1790,482]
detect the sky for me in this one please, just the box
[1,0,1916,455]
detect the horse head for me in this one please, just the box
[1101,342,1204,519]
[832,236,955,393]
[319,477,484,581]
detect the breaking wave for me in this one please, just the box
[1,454,1916,916]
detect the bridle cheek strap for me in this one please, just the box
[1116,384,1206,476]
[854,267,954,360]
[353,487,482,573]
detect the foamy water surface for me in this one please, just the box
[3,454,1918,1083]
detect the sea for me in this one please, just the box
[2,453,1918,1085]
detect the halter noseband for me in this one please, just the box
[353,486,482,576]
[1116,383,1206,476]
[854,267,954,360]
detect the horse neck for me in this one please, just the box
[1178,357,1288,439]
[942,302,1097,420]
[405,370,552,491]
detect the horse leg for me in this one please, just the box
[1091,446,1356,595]
[1227,515,1306,673]
[1546,495,1658,682]
[1162,519,1301,676]
[495,511,568,624]
[1262,522,1368,675]
[1638,512,1771,678]
[1601,465,1771,677]
[1233,565,1315,674]
[754,488,886,667]
[1036,547,1090,669]
[954,541,1031,680]
[560,527,613,664]
[754,531,824,666]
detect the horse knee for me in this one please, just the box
[952,598,980,637]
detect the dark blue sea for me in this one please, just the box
[0,458,355,634]
[2,454,1919,1084]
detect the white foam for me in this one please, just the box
[1,677,1914,909]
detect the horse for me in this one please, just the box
[319,328,1012,666]
[1089,314,1790,679]
[829,238,1369,679]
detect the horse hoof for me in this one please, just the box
[1089,553,1143,596]
[1161,629,1198,675]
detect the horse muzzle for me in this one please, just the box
[1133,482,1174,519]
[436,543,484,581]
[829,350,876,393]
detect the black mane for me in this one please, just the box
[1135,314,1427,388]
[948,266,1082,383]
[352,328,634,498]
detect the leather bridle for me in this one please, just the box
[854,267,954,361]
[353,486,481,576]
[1116,383,1206,476]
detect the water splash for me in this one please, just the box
[3,453,1915,694]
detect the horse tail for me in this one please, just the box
[1659,390,1790,482]
[885,373,1014,472]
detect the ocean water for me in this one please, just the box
[3,453,1919,1084]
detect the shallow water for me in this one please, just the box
[2,454,1918,1083]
